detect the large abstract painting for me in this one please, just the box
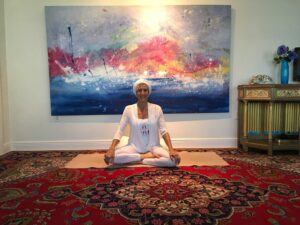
[45,5,231,115]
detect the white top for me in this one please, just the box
[113,103,168,153]
[138,118,150,147]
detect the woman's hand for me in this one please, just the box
[169,149,181,165]
[104,147,115,165]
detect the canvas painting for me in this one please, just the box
[45,5,231,115]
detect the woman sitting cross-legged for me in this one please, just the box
[104,79,180,167]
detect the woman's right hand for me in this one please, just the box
[104,147,115,165]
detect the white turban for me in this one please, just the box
[133,79,152,96]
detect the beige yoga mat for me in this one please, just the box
[64,151,228,168]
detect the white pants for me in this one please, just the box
[114,145,176,167]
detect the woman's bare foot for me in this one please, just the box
[140,152,158,160]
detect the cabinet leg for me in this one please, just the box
[242,144,248,152]
[267,148,273,156]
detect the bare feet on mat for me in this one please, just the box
[140,152,158,160]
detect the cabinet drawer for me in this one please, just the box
[274,88,300,100]
[239,88,271,100]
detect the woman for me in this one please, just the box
[104,79,180,167]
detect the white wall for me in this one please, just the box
[0,0,3,154]
[2,0,300,151]
[0,0,10,154]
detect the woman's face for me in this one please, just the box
[136,83,149,102]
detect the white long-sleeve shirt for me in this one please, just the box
[113,103,168,153]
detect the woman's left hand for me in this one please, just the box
[169,149,181,165]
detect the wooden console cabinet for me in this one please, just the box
[238,84,300,155]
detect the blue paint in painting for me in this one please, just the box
[50,75,229,115]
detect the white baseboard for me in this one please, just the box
[8,138,237,151]
[10,140,110,151]
[172,138,237,148]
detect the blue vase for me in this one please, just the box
[280,60,289,84]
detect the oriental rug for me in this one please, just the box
[0,149,299,225]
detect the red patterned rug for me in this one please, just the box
[0,150,300,225]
